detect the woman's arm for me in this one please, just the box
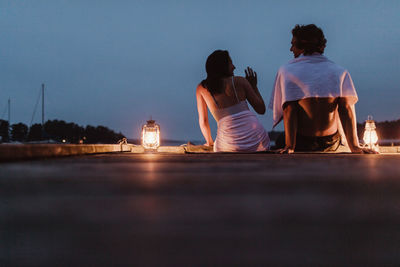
[196,85,214,146]
[243,67,266,114]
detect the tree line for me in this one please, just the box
[268,119,400,142]
[1,118,399,144]
[356,119,400,141]
[0,119,125,144]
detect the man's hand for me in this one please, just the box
[350,146,379,154]
[276,146,295,154]
[245,67,257,89]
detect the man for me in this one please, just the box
[269,24,372,153]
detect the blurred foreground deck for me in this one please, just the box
[1,153,400,266]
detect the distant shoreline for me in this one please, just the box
[127,139,201,146]
[128,137,400,147]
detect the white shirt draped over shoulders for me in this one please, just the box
[268,54,359,147]
[269,54,358,127]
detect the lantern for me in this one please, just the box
[363,115,379,152]
[141,119,160,150]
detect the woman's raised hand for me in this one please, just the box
[245,67,257,89]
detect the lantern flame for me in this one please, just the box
[143,131,157,145]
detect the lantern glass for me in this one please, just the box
[363,129,378,145]
[362,115,379,151]
[141,119,160,149]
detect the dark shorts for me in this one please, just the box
[274,131,341,152]
[295,131,341,152]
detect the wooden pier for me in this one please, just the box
[1,152,400,266]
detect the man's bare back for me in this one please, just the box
[297,97,338,137]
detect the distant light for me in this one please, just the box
[141,119,160,150]
[62,139,66,143]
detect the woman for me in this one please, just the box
[196,50,270,152]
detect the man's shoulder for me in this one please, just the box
[277,60,300,75]
[311,55,349,73]
[278,57,306,71]
[277,61,295,73]
[324,61,348,74]
[281,55,348,73]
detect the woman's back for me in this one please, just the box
[196,50,269,151]
[197,75,270,152]
[199,76,265,121]
[207,77,249,122]
[210,77,246,108]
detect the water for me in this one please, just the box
[128,138,201,146]
[129,138,400,147]
[378,139,400,146]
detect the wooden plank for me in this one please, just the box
[0,144,131,161]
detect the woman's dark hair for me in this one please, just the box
[201,50,232,94]
[292,24,327,55]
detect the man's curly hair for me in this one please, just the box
[292,24,327,55]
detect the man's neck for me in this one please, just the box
[302,52,322,57]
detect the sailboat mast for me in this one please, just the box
[42,83,44,126]
[8,98,10,125]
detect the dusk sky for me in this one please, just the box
[1,0,399,141]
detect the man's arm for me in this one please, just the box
[337,98,369,153]
[281,101,299,153]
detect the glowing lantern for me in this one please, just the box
[141,119,160,150]
[363,115,379,152]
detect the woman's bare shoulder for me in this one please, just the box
[233,76,246,83]
[233,76,251,89]
[196,83,206,92]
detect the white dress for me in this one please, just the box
[210,77,270,152]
